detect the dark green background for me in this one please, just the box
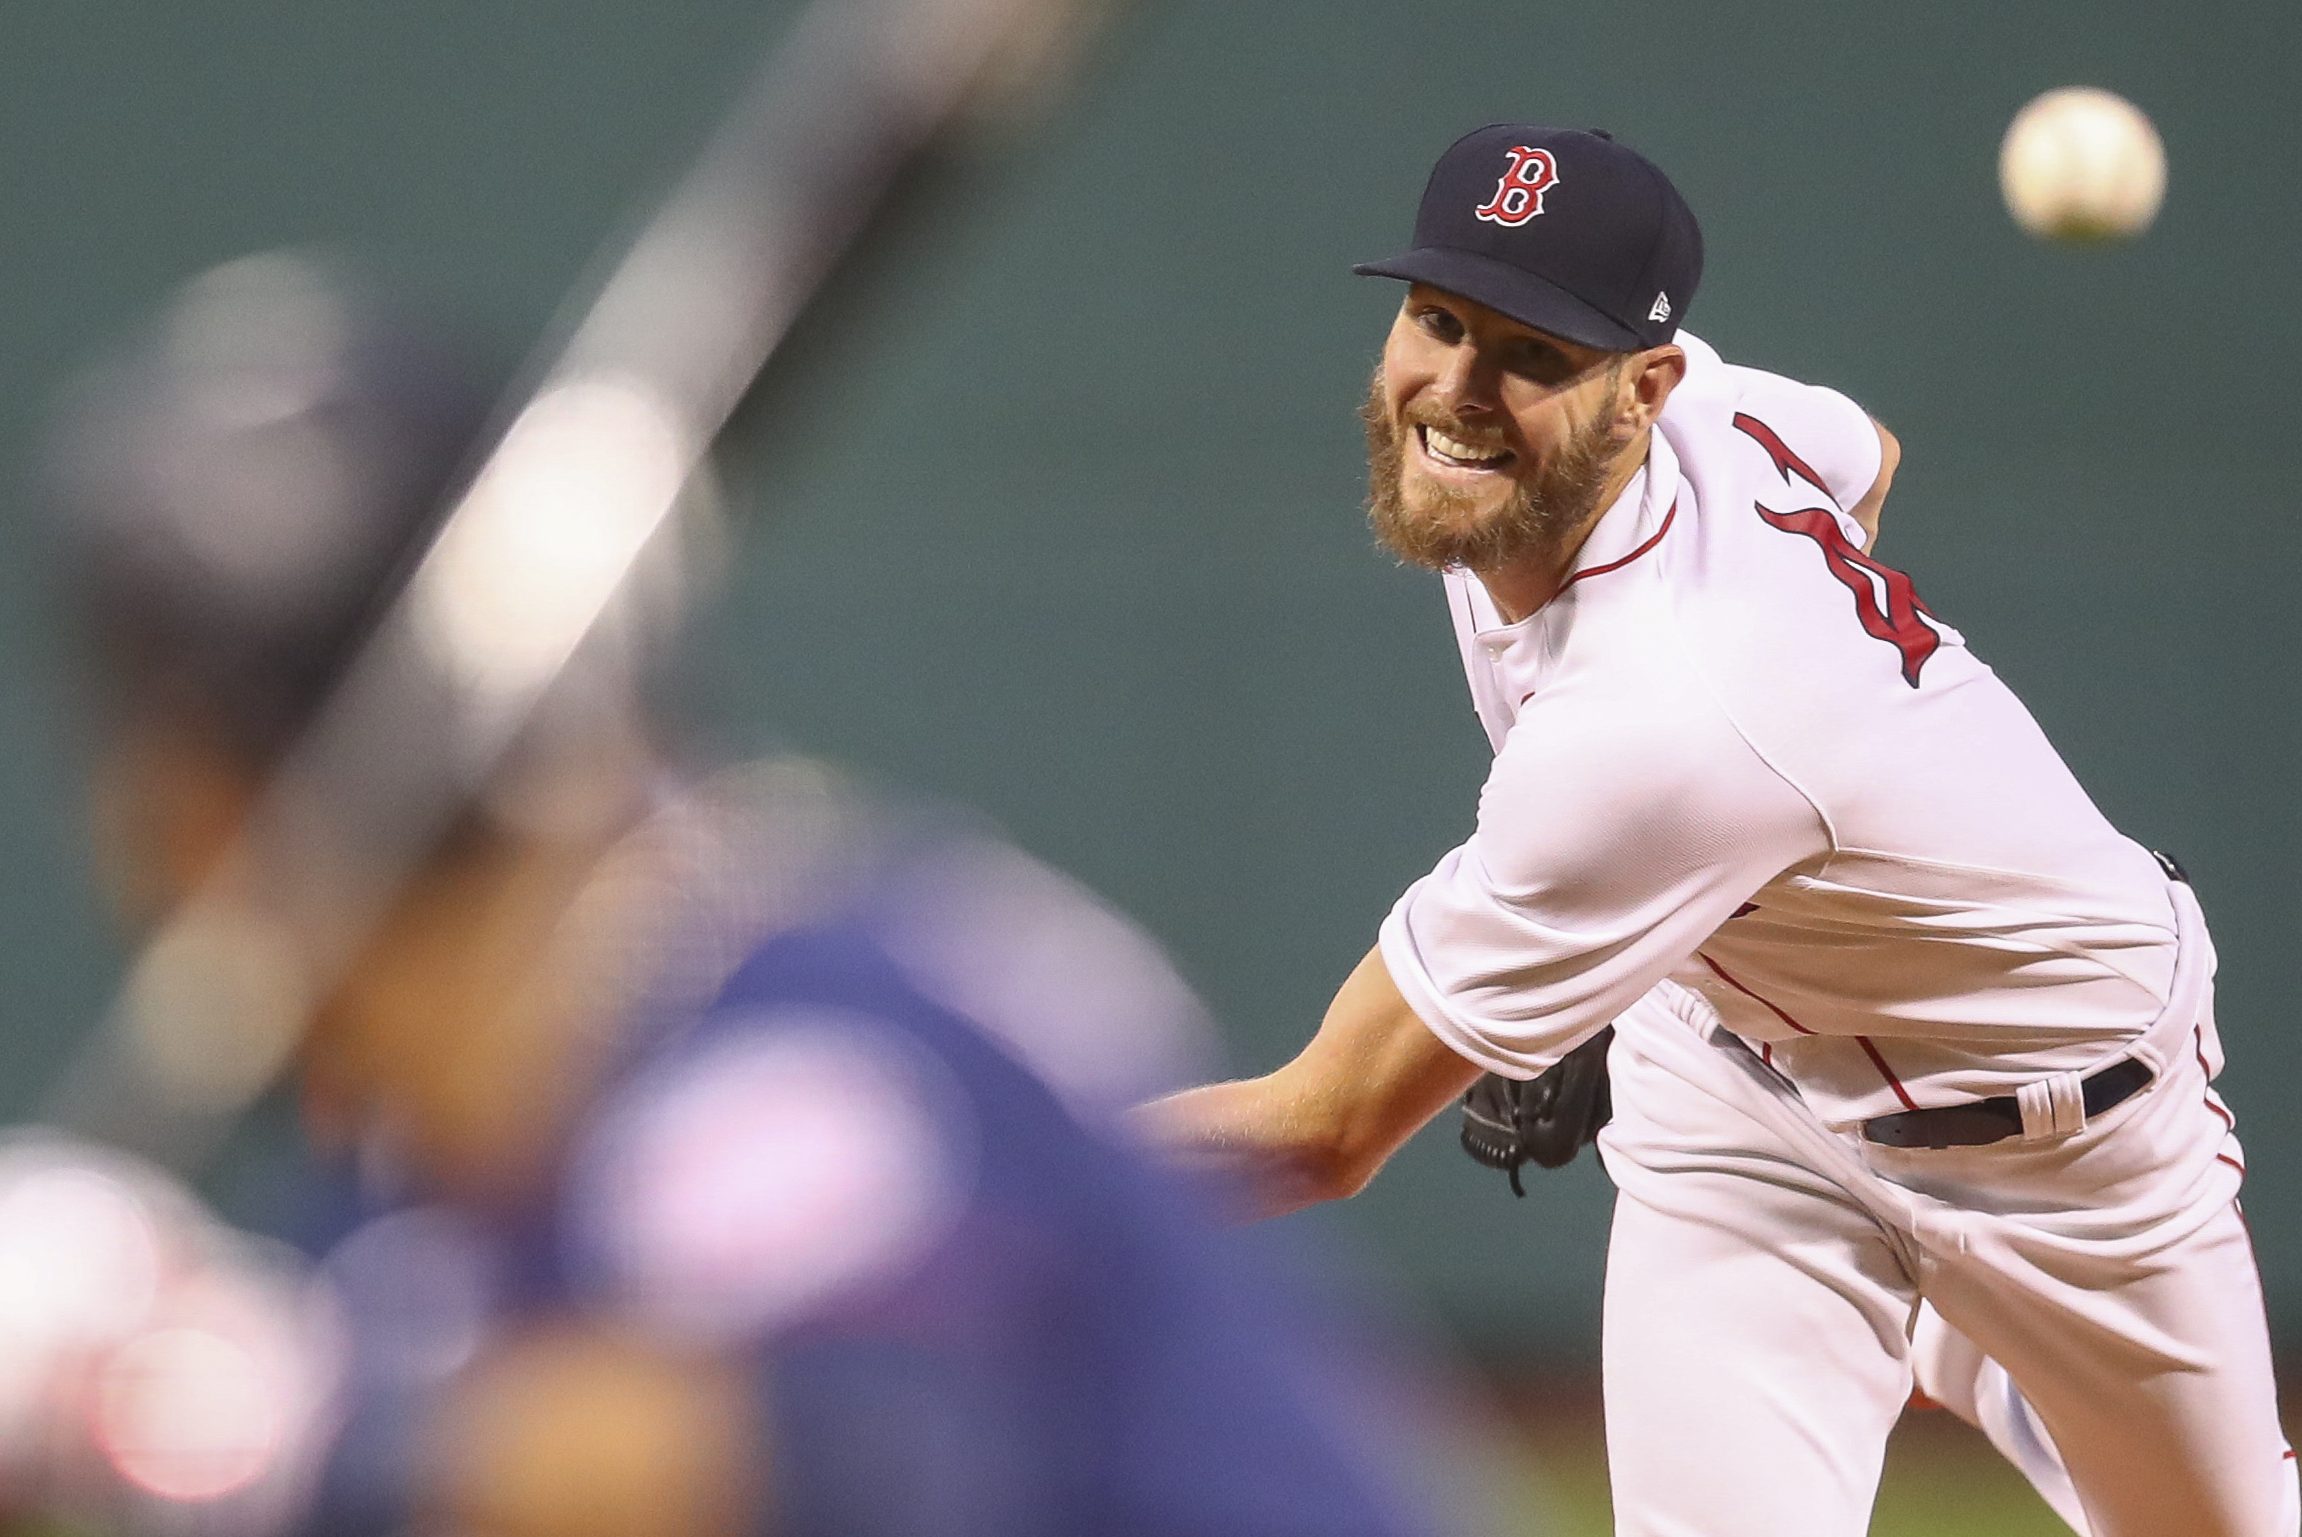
[1,3,2294,1353]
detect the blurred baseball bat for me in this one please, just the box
[45,0,1120,1167]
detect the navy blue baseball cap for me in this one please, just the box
[1354,124,1703,352]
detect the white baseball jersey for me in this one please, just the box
[1377,331,2185,1127]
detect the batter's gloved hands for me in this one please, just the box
[1459,1024,1615,1195]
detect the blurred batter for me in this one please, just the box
[52,255,1464,1537]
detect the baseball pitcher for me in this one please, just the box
[1144,124,2294,1537]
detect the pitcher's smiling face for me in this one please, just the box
[1363,283,1649,588]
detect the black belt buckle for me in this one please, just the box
[1862,1056,2155,1149]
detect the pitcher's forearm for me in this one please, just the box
[1132,1075,1357,1219]
[1134,948,1483,1220]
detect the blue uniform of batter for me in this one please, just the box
[291,778,1441,1537]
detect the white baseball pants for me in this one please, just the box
[1596,990,2296,1537]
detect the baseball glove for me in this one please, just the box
[1459,1024,1615,1195]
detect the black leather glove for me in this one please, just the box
[1459,1024,1615,1195]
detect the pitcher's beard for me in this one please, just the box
[1362,369,1625,574]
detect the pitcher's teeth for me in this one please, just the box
[1426,427,1508,465]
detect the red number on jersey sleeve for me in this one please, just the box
[1732,412,1942,688]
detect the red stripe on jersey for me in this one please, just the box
[1697,954,1815,1035]
[2197,1026,2236,1129]
[1732,412,1840,507]
[1694,952,1924,1109]
[1699,956,1919,1111]
[1558,497,1678,594]
[1854,1035,1922,1112]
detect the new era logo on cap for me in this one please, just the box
[1353,124,1705,352]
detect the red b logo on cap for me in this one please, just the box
[1473,146,1560,227]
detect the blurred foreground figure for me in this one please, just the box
[37,254,1469,1537]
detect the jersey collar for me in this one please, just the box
[1461,427,1681,644]
[1557,426,1679,591]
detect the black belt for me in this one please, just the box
[1861,1056,2154,1149]
[1860,849,2185,1150]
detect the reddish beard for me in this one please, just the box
[1361,366,1624,574]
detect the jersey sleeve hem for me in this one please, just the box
[1377,904,1544,1081]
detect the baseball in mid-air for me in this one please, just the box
[1998,87,2166,242]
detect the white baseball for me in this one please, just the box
[1998,87,2166,241]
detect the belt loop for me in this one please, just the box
[2015,1072,2087,1141]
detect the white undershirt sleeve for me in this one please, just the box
[1379,683,1829,1079]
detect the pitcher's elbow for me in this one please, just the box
[1291,1127,1387,1206]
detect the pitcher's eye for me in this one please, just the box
[1503,340,1578,385]
[1412,306,1464,344]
